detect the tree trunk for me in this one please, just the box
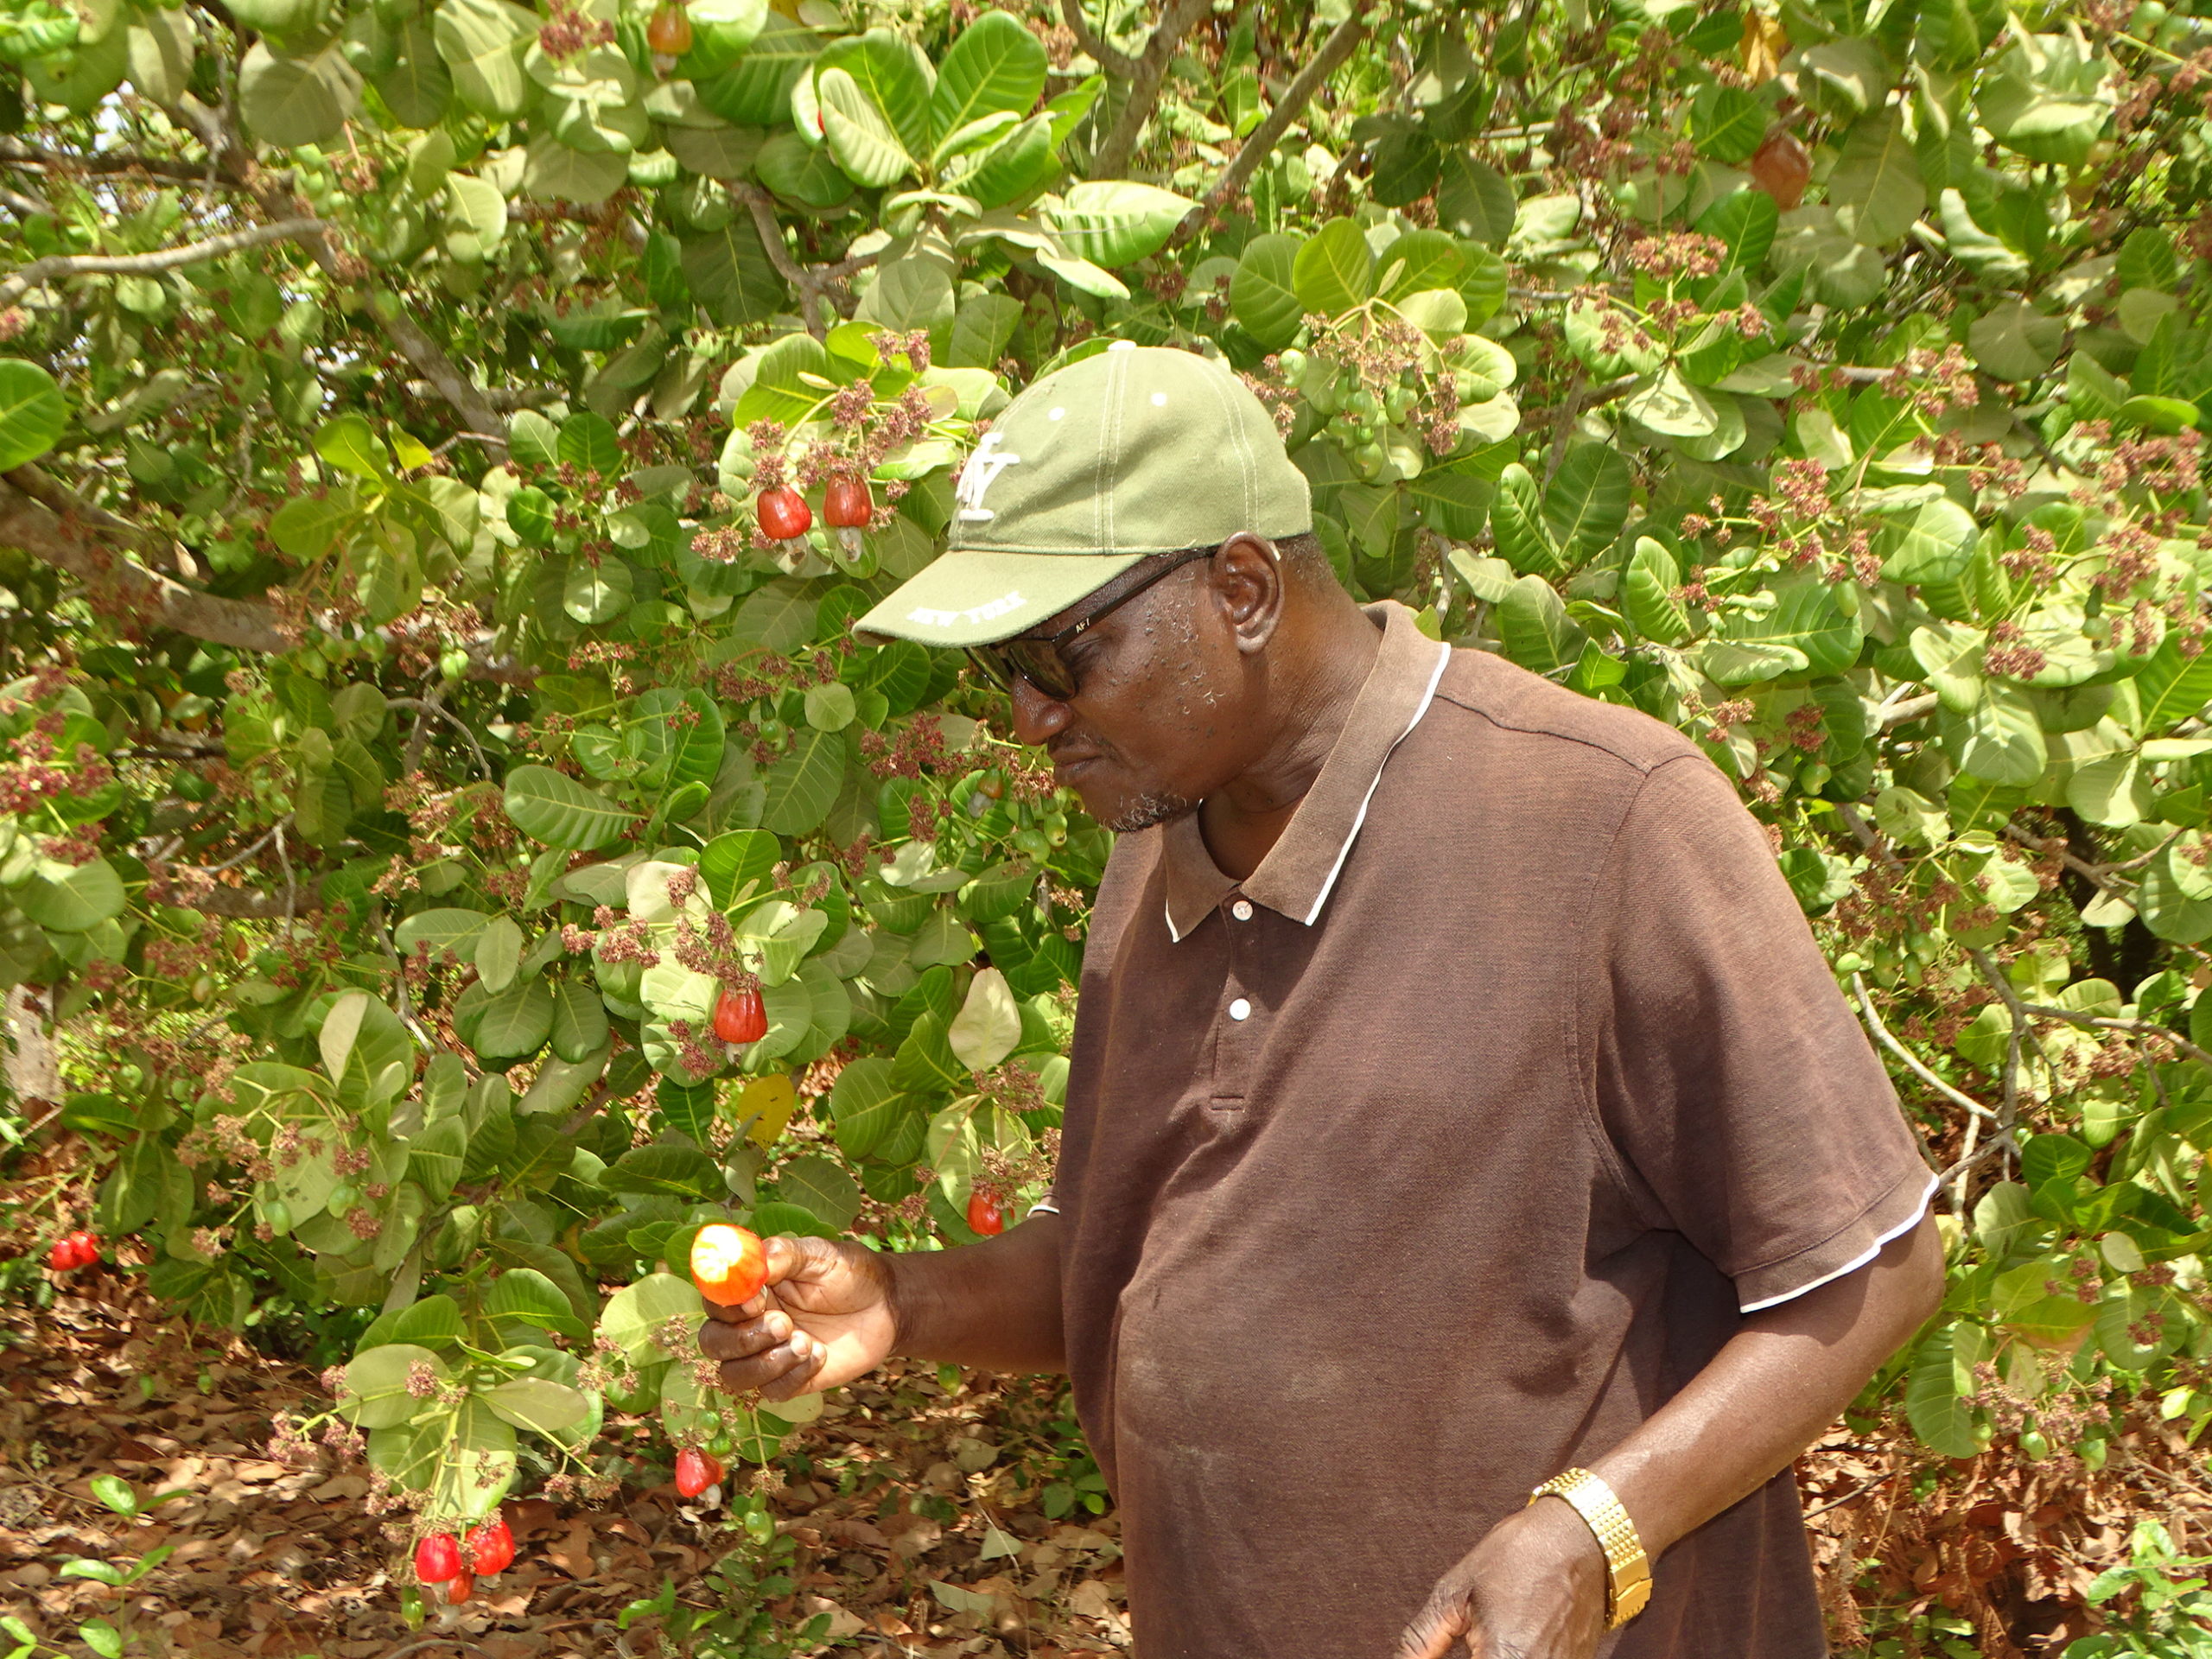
[3,983,59,1109]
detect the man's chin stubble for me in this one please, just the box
[1101,791,1198,833]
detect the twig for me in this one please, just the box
[0,184,49,219]
[0,137,236,187]
[2000,820,2177,885]
[194,819,289,877]
[1166,14,1370,248]
[1877,692,1938,729]
[1802,1470,1898,1522]
[1056,0,1138,79]
[2016,1002,2212,1068]
[0,216,327,310]
[726,183,879,340]
[168,92,511,448]
[1851,973,1999,1124]
[1939,1130,2016,1187]
[0,465,289,653]
[1086,0,1214,180]
[387,695,490,778]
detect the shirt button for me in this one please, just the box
[1230,899,1254,921]
[1228,997,1252,1021]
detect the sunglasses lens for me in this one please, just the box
[1007,642,1077,702]
[966,647,1014,691]
[969,643,1076,702]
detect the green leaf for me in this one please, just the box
[829,1056,909,1160]
[1968,300,2063,382]
[563,557,633,625]
[2133,639,2212,729]
[1827,108,1923,247]
[1290,217,1373,318]
[1904,1325,1983,1458]
[339,1343,448,1429]
[430,1396,517,1520]
[1692,82,1769,163]
[474,978,554,1062]
[432,0,531,118]
[1436,149,1515,245]
[1489,463,1556,578]
[674,0,768,78]
[556,410,621,476]
[1541,444,1631,559]
[816,28,933,160]
[955,114,1058,209]
[1229,233,1303,352]
[19,858,124,932]
[1943,681,2048,785]
[701,827,780,907]
[600,1142,721,1198]
[503,765,632,850]
[693,10,815,124]
[596,1271,704,1366]
[1048,181,1195,268]
[0,359,67,470]
[946,966,1020,1071]
[760,728,847,836]
[1623,365,1719,437]
[816,64,915,188]
[480,1376,589,1435]
[238,41,361,146]
[1882,499,1978,583]
[375,19,451,126]
[1623,537,1690,644]
[1377,230,1464,302]
[929,10,1046,145]
[1498,575,1586,675]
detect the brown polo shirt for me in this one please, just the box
[1041,601,1934,1658]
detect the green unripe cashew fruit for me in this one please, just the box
[1278,348,1307,383]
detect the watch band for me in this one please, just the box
[1529,1468,1653,1629]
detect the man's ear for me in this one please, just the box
[1210,532,1284,656]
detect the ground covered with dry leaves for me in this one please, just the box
[0,1268,2204,1657]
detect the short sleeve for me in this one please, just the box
[1586,753,1935,1312]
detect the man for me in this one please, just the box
[700,343,1945,1658]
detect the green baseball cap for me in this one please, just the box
[853,341,1311,647]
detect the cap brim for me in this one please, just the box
[851,549,1148,647]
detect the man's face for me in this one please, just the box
[1004,549,1265,832]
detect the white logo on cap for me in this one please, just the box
[955,432,1020,524]
[908,591,1027,629]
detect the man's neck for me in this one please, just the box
[1196,594,1385,882]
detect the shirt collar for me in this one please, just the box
[1160,601,1452,942]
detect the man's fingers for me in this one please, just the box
[712,1324,825,1395]
[757,1343,826,1402]
[698,1306,794,1361]
[1393,1597,1470,1659]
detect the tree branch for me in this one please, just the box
[1087,0,1215,181]
[0,217,328,311]
[1058,0,1140,78]
[166,93,512,448]
[1167,14,1369,248]
[0,137,236,188]
[1850,972,1999,1126]
[0,466,291,654]
[726,183,880,340]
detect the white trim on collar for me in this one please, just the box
[1160,637,1452,942]
[1300,638,1452,925]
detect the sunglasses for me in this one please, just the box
[965,544,1215,703]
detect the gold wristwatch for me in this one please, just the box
[1529,1468,1652,1629]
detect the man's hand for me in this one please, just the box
[1395,1499,1608,1659]
[697,1235,897,1402]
